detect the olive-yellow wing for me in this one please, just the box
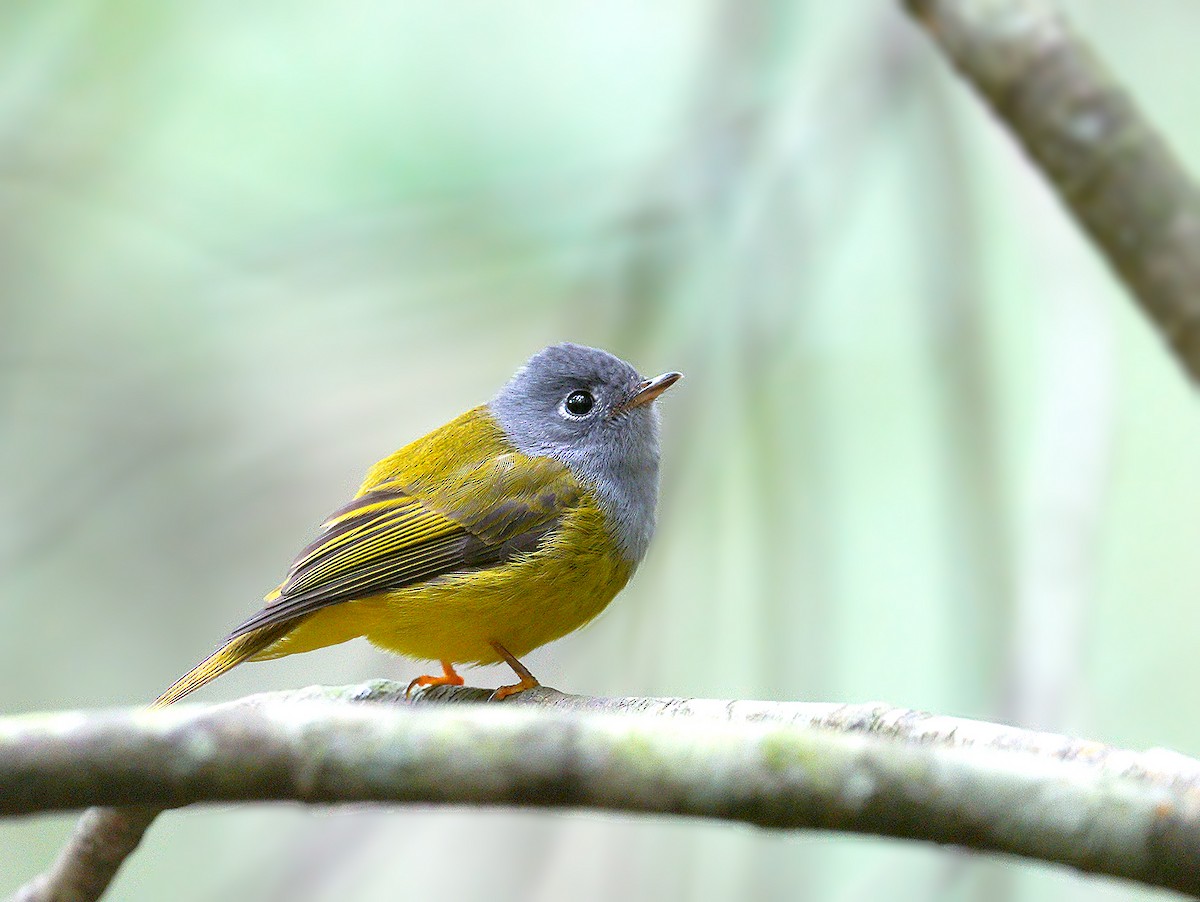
[154,449,581,706]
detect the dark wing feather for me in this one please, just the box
[226,453,581,641]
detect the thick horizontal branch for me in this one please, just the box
[7,682,1200,900]
[901,0,1200,381]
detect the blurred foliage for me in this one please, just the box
[4,2,1200,900]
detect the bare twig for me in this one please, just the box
[7,682,1200,901]
[12,808,158,902]
[900,0,1200,381]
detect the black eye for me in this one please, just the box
[564,390,595,417]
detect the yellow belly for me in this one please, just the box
[256,500,633,666]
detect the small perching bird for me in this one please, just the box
[155,343,680,705]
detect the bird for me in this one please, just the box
[154,342,680,706]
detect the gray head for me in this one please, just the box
[489,342,681,564]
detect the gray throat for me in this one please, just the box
[575,444,659,565]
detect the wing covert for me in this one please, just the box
[226,450,583,641]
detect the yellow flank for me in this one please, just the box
[255,497,632,665]
[245,405,634,666]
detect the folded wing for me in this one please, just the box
[154,450,581,706]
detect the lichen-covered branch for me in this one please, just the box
[7,682,1200,901]
[901,0,1200,381]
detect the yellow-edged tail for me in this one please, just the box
[153,624,290,708]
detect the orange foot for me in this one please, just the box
[488,640,541,701]
[406,660,464,698]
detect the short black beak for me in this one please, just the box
[621,371,682,411]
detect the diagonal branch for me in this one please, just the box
[900,0,1200,381]
[7,682,1200,901]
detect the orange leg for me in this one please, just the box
[488,640,541,701]
[406,660,464,698]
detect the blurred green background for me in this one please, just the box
[4,1,1200,899]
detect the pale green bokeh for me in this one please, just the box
[3,2,1198,900]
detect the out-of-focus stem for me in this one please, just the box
[901,0,1200,382]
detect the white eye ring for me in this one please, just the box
[561,390,595,418]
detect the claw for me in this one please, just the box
[405,660,464,698]
[487,640,541,701]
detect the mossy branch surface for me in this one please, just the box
[7,682,1200,901]
[901,0,1200,381]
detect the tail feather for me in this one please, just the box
[153,624,291,707]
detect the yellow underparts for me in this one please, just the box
[252,497,633,666]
